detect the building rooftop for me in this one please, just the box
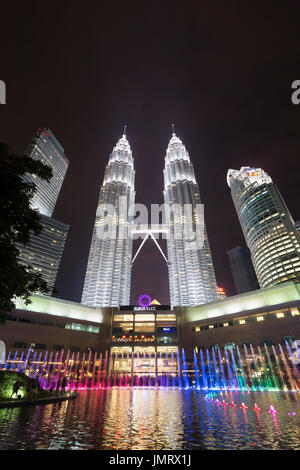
[179,281,300,322]
[15,294,110,324]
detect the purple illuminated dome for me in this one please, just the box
[138,294,152,308]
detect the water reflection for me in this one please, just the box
[1,390,300,449]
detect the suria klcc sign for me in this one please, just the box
[120,303,171,312]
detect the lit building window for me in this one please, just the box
[276,312,285,319]
[257,316,264,322]
[156,314,176,321]
[134,314,155,322]
[223,322,229,327]
[239,319,246,325]
[134,322,155,332]
[113,314,133,322]
[291,307,300,316]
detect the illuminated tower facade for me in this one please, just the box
[163,133,218,306]
[227,167,300,288]
[24,128,69,216]
[81,133,135,307]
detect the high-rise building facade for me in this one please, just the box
[81,133,135,307]
[295,220,300,234]
[24,128,69,217]
[227,167,300,288]
[17,128,69,294]
[163,133,218,306]
[17,215,69,293]
[227,245,259,294]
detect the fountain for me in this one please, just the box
[1,341,299,392]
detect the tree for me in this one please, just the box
[0,142,53,324]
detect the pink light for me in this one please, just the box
[253,403,261,411]
[269,405,278,414]
[240,402,248,409]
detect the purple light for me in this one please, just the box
[138,294,152,308]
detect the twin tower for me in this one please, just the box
[81,132,219,308]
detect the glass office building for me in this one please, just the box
[17,214,69,294]
[24,128,69,217]
[227,167,300,288]
[17,128,69,293]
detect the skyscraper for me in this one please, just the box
[17,128,69,294]
[17,215,69,293]
[163,132,218,306]
[24,128,69,216]
[227,167,300,288]
[227,245,259,294]
[81,133,135,307]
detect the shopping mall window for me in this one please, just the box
[156,314,176,322]
[291,307,300,316]
[156,327,177,345]
[18,318,34,324]
[39,320,53,327]
[134,322,155,333]
[53,344,64,351]
[113,314,133,322]
[260,339,273,347]
[134,335,155,343]
[86,325,100,333]
[224,342,236,350]
[112,323,133,334]
[35,343,46,350]
[65,323,86,332]
[281,336,295,345]
[134,314,155,322]
[112,335,133,344]
[70,345,80,352]
[13,341,27,348]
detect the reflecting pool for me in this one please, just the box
[1,389,300,449]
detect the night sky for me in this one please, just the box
[1,1,300,304]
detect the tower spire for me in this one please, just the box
[172,123,175,135]
[123,124,126,136]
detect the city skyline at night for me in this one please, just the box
[2,1,300,454]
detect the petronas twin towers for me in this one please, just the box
[81,131,218,308]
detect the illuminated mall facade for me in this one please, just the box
[110,302,179,378]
